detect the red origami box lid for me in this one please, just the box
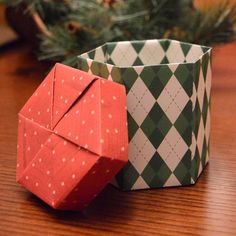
[16,63,128,210]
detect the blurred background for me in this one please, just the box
[0,0,235,67]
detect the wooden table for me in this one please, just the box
[0,42,236,236]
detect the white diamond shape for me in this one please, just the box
[94,46,105,62]
[157,75,189,123]
[127,78,155,125]
[157,127,188,171]
[205,109,211,143]
[185,45,203,63]
[205,61,212,100]
[138,40,165,65]
[131,176,149,190]
[191,132,197,160]
[197,117,205,156]
[191,83,197,111]
[110,41,137,67]
[197,69,205,111]
[129,129,155,174]
[164,173,181,187]
[165,40,185,63]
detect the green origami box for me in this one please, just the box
[77,39,212,190]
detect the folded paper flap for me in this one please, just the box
[53,78,128,160]
[52,63,98,128]
[19,67,55,129]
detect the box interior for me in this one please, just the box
[80,39,211,67]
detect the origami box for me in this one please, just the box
[77,39,212,190]
[16,63,128,210]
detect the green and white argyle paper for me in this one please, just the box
[77,39,212,190]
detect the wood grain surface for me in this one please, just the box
[0,42,236,236]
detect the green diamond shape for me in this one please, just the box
[157,65,173,86]
[115,161,139,190]
[99,63,109,78]
[127,112,139,141]
[141,153,172,188]
[201,136,207,167]
[173,149,191,185]
[174,64,193,97]
[190,147,200,182]
[202,92,209,127]
[193,99,201,138]
[77,58,89,72]
[122,68,138,93]
[141,103,172,148]
[110,67,122,84]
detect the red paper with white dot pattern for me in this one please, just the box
[16,63,128,210]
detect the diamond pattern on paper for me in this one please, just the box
[129,129,155,174]
[157,76,189,123]
[157,127,188,171]
[77,39,212,190]
[127,78,155,126]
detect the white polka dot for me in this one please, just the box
[91,110,95,115]
[101,99,104,104]
[106,129,110,133]
[72,76,76,80]
[108,114,112,119]
[32,163,35,167]
[113,96,117,100]
[38,158,42,163]
[25,176,29,180]
[17,145,19,149]
[63,141,67,145]
[121,147,125,151]
[71,158,75,162]
[101,80,105,84]
[68,132,72,137]
[46,170,50,175]
[91,94,95,98]
[35,92,38,96]
[61,79,64,84]
[72,174,76,179]
[75,136,79,140]
[19,119,21,124]
[48,183,52,188]
[114,129,118,134]
[82,161,86,166]
[48,138,51,142]
[27,146,31,151]
[28,108,32,112]
[83,99,86,103]
[31,118,34,122]
[17,163,20,168]
[82,120,86,125]
[40,144,44,148]
[46,108,50,113]
[52,190,56,195]
[24,133,27,137]
[43,83,46,87]
[75,110,79,114]
[60,95,63,100]
[106,169,110,173]
[46,124,50,128]
[35,182,39,187]
[84,144,88,148]
[33,131,37,135]
[55,111,59,115]
[48,91,51,95]
[74,188,78,192]
[62,158,66,162]
[61,182,65,186]
[126,122,128,126]
[80,76,83,80]
[89,129,94,134]
[100,139,104,144]
[92,170,96,174]
[52,201,55,206]
[64,114,68,117]
[64,99,68,104]
[125,106,127,110]
[55,130,58,134]
[52,150,55,155]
